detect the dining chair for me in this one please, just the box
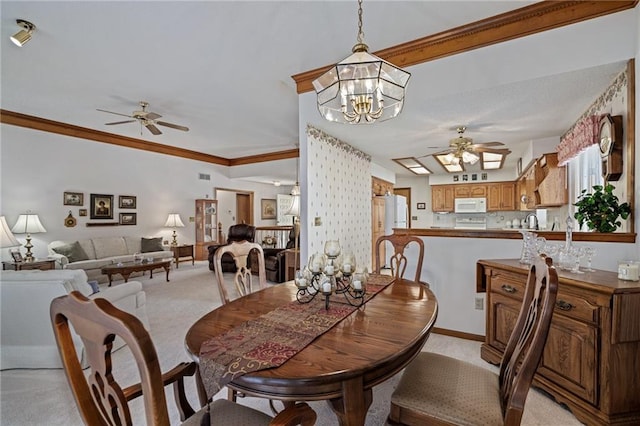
[374,233,426,285]
[50,291,317,426]
[388,254,558,426]
[213,240,267,305]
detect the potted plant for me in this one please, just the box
[574,184,631,232]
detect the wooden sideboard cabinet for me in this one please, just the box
[477,259,640,426]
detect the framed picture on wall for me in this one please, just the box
[261,199,277,220]
[63,192,84,206]
[119,195,136,209]
[90,194,114,219]
[417,202,426,210]
[119,213,137,225]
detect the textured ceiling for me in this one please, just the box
[1,1,636,184]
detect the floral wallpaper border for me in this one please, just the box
[306,125,372,162]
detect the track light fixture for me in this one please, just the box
[10,19,36,47]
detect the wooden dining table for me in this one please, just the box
[184,277,438,426]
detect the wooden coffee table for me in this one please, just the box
[101,259,171,287]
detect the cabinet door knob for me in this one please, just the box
[556,300,573,311]
[501,284,517,293]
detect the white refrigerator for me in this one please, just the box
[384,194,408,234]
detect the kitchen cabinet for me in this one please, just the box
[519,153,567,210]
[487,182,516,211]
[478,259,640,426]
[453,184,487,198]
[195,199,219,261]
[431,185,454,212]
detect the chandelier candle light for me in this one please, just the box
[312,0,410,124]
[295,241,368,310]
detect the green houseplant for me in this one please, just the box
[574,184,631,232]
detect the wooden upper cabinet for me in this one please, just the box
[535,153,568,207]
[487,182,516,211]
[454,184,487,198]
[431,185,454,212]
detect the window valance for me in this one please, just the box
[557,115,602,165]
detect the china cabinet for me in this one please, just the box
[195,199,218,261]
[478,259,640,426]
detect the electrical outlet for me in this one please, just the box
[475,297,484,310]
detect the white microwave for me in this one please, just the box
[454,197,487,213]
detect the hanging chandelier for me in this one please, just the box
[312,0,411,124]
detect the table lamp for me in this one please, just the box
[1,216,21,259]
[11,213,47,262]
[164,213,185,246]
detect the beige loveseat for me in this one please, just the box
[48,236,170,283]
[0,269,148,369]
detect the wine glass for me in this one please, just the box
[583,246,596,272]
[570,247,585,274]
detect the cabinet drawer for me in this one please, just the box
[490,271,526,301]
[554,291,599,325]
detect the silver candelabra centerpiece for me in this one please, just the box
[294,240,368,310]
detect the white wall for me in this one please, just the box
[0,125,291,260]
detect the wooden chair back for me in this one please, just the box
[499,254,558,425]
[50,291,190,426]
[214,240,267,304]
[374,234,425,283]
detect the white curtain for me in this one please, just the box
[568,144,603,230]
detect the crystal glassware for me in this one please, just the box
[583,246,596,272]
[570,247,585,274]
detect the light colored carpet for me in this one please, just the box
[0,261,583,425]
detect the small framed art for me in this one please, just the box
[63,192,83,206]
[261,199,277,220]
[119,213,137,225]
[417,202,426,210]
[119,195,137,209]
[90,194,114,219]
[10,250,23,262]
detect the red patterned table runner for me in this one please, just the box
[199,274,395,398]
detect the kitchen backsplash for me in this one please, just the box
[432,205,570,230]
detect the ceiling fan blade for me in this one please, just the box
[145,112,162,120]
[105,120,136,125]
[156,121,189,132]
[145,123,162,135]
[97,108,134,118]
[472,141,504,147]
[474,147,512,154]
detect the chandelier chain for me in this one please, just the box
[356,0,364,44]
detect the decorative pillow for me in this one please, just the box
[141,237,163,253]
[52,241,90,263]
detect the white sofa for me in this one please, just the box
[48,236,170,283]
[0,269,149,369]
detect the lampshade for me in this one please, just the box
[0,216,20,248]
[312,0,410,124]
[285,184,301,217]
[164,213,185,228]
[10,19,36,47]
[11,214,47,234]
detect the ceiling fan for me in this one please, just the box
[97,101,189,135]
[420,126,511,171]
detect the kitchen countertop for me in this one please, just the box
[399,228,635,243]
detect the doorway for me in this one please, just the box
[214,188,254,235]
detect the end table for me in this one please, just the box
[2,259,56,271]
[170,244,194,268]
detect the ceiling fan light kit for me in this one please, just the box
[429,126,510,173]
[97,101,189,136]
[10,19,36,47]
[313,0,410,125]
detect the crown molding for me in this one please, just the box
[0,109,298,166]
[292,1,638,94]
